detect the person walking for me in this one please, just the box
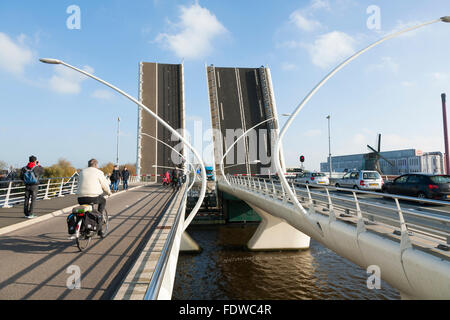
[110,165,121,193]
[121,167,130,190]
[20,155,44,219]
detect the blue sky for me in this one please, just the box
[0,0,449,170]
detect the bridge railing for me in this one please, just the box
[145,175,189,300]
[0,174,150,208]
[225,175,450,254]
[0,176,79,208]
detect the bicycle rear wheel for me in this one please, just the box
[76,231,91,252]
[100,209,109,238]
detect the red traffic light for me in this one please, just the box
[300,155,305,163]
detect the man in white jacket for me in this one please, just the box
[77,159,112,214]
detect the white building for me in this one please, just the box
[320,149,444,175]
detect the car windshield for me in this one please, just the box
[312,173,325,177]
[430,175,450,184]
[363,172,380,179]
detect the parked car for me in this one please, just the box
[334,170,383,191]
[296,172,329,186]
[382,173,450,201]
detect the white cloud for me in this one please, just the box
[281,62,297,71]
[305,31,356,69]
[49,65,94,94]
[92,89,114,100]
[310,0,330,11]
[0,32,33,75]
[429,72,449,81]
[290,10,321,32]
[366,56,399,74]
[401,81,415,87]
[155,3,227,59]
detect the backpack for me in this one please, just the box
[23,167,38,185]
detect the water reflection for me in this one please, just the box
[173,224,400,300]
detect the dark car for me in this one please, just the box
[382,173,450,201]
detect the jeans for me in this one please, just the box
[123,179,128,190]
[24,185,38,216]
[110,180,119,192]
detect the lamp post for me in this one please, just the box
[274,17,450,216]
[326,115,332,177]
[116,116,120,166]
[39,58,207,231]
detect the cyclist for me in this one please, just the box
[77,159,112,235]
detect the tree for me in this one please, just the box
[0,161,8,171]
[43,158,77,178]
[119,163,136,176]
[100,162,115,176]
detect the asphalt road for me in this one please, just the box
[214,67,271,176]
[0,184,176,300]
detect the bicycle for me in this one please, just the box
[69,204,109,252]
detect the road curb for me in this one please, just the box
[0,184,149,236]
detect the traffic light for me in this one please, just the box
[300,155,305,163]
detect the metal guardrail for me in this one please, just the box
[225,175,450,253]
[0,174,147,208]
[144,177,189,300]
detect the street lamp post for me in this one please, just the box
[274,17,450,216]
[39,58,207,232]
[326,115,332,177]
[116,116,120,166]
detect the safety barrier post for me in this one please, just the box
[352,191,366,234]
[394,198,412,252]
[2,182,12,208]
[271,180,276,198]
[58,178,64,197]
[43,179,50,200]
[325,188,336,222]
[70,177,76,194]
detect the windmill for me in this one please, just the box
[363,134,395,174]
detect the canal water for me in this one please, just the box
[172,224,400,300]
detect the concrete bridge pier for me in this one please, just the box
[246,203,311,251]
[180,232,201,253]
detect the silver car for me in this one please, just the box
[334,170,383,191]
[296,172,330,186]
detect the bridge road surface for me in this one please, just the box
[0,184,176,300]
[212,67,271,176]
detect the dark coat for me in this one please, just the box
[121,170,130,180]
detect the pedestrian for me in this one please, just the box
[121,167,130,190]
[110,165,121,192]
[20,155,44,219]
[163,171,171,186]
